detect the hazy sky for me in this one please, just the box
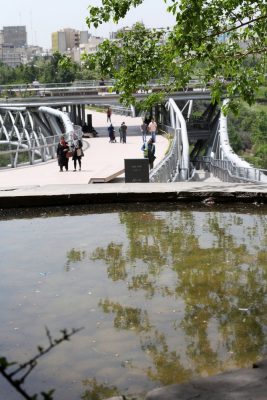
[0,0,175,50]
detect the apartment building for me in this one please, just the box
[3,26,27,47]
[0,25,27,67]
[51,28,89,53]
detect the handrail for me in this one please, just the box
[203,98,267,183]
[0,135,59,154]
[166,98,191,180]
[0,78,211,98]
[90,104,132,116]
[0,129,86,155]
[195,156,267,184]
[0,106,82,168]
[150,125,181,183]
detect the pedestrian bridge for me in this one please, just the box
[151,97,267,184]
[0,88,267,185]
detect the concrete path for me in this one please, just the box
[0,110,168,187]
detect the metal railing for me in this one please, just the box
[0,106,83,168]
[150,124,182,182]
[194,156,267,184]
[0,124,84,169]
[0,135,59,167]
[149,97,195,183]
[90,104,132,116]
[0,78,212,99]
[150,97,267,185]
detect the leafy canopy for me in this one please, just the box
[85,0,267,111]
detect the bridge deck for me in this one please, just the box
[0,90,212,108]
[0,110,169,187]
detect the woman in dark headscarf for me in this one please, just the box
[57,136,69,172]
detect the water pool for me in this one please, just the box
[1,205,267,399]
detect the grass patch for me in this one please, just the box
[86,105,106,113]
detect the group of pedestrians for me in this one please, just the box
[107,107,128,144]
[140,117,157,144]
[57,134,84,172]
[106,105,157,169]
[108,121,128,143]
[56,107,159,175]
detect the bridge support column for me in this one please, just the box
[77,104,82,126]
[87,114,92,131]
[81,105,86,126]
[71,105,76,124]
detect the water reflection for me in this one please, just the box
[91,210,267,385]
[81,378,119,400]
[65,248,86,271]
[1,208,267,399]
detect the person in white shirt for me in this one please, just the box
[148,118,157,143]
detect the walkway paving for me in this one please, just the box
[0,110,168,187]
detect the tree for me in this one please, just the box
[85,0,267,111]
[86,22,170,107]
[227,104,267,167]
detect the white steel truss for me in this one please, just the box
[0,106,81,168]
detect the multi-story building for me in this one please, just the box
[109,26,131,40]
[51,28,90,53]
[52,31,67,53]
[3,26,27,47]
[0,45,24,67]
[78,36,104,63]
[80,31,89,45]
[80,36,104,54]
[0,25,27,67]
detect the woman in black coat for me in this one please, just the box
[57,136,69,172]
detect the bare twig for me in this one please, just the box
[0,326,83,400]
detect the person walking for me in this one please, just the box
[142,137,156,169]
[57,135,69,172]
[72,134,83,171]
[119,122,127,143]
[140,119,148,142]
[148,117,157,143]
[106,106,112,123]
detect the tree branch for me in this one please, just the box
[204,14,267,41]
[0,327,83,400]
[0,368,33,400]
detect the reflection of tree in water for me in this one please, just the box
[141,330,192,385]
[65,248,86,271]
[81,377,119,400]
[99,299,151,332]
[98,298,192,385]
[91,210,267,384]
[91,242,128,281]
